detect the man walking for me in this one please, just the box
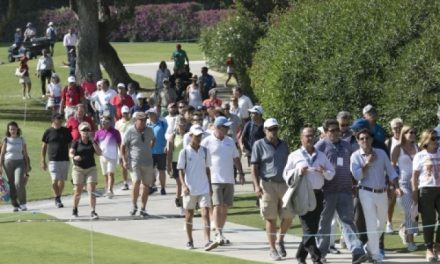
[283,125,335,264]
[251,118,293,261]
[177,126,218,251]
[315,119,368,263]
[121,112,155,217]
[201,116,245,245]
[350,128,401,264]
[41,113,73,208]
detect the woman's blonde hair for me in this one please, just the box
[399,125,414,145]
[419,129,437,149]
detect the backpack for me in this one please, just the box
[48,28,56,40]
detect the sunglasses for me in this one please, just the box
[358,136,371,141]
[340,124,349,127]
[267,127,278,132]
[328,128,340,133]
[392,126,402,130]
[81,128,90,132]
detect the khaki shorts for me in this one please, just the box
[100,156,117,174]
[260,180,294,220]
[212,183,234,207]
[130,165,154,185]
[183,193,211,210]
[72,165,98,184]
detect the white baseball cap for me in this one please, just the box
[264,118,279,128]
[67,76,76,83]
[189,126,204,136]
[136,92,147,99]
[117,83,126,89]
[121,105,130,114]
[249,105,263,115]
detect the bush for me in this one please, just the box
[250,0,440,145]
[199,10,264,95]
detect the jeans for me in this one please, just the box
[317,191,363,257]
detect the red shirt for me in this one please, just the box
[111,95,134,120]
[61,85,84,107]
[81,80,97,97]
[66,115,96,140]
[203,98,222,108]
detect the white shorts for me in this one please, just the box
[182,193,211,210]
[99,156,117,174]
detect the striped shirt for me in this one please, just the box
[315,139,353,192]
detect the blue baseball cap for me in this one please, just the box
[350,118,370,132]
[214,116,232,127]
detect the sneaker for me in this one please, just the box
[204,241,219,251]
[179,207,185,216]
[399,227,407,245]
[427,249,437,262]
[139,209,149,218]
[186,241,194,250]
[72,208,78,217]
[221,234,230,245]
[106,191,114,199]
[130,205,138,216]
[57,201,64,208]
[407,242,417,252]
[91,211,99,220]
[277,241,287,257]
[215,233,224,246]
[121,184,129,191]
[297,259,306,264]
[19,204,27,211]
[41,94,46,98]
[160,187,166,195]
[13,206,19,212]
[270,249,281,261]
[329,245,341,254]
[352,253,369,264]
[385,222,394,234]
[22,96,26,100]
[149,186,157,194]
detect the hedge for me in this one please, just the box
[250,0,440,145]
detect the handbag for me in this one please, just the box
[15,68,24,77]
[0,175,10,203]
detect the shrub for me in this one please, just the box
[250,0,440,145]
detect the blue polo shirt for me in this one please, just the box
[149,119,168,155]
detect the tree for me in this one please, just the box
[74,0,139,88]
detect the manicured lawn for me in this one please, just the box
[229,193,426,256]
[0,212,258,264]
[0,42,204,201]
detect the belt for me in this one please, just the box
[359,186,387,193]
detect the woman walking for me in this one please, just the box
[412,129,440,262]
[0,121,30,212]
[69,122,102,218]
[391,125,418,251]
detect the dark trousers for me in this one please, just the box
[354,195,385,249]
[419,187,440,249]
[297,190,323,262]
[40,69,52,95]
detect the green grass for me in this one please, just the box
[229,193,426,256]
[0,41,205,201]
[0,212,258,264]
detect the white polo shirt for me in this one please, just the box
[177,145,211,195]
[201,134,239,184]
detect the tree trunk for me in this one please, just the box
[97,1,139,89]
[75,0,101,81]
[7,0,17,20]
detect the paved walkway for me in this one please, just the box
[0,62,426,263]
